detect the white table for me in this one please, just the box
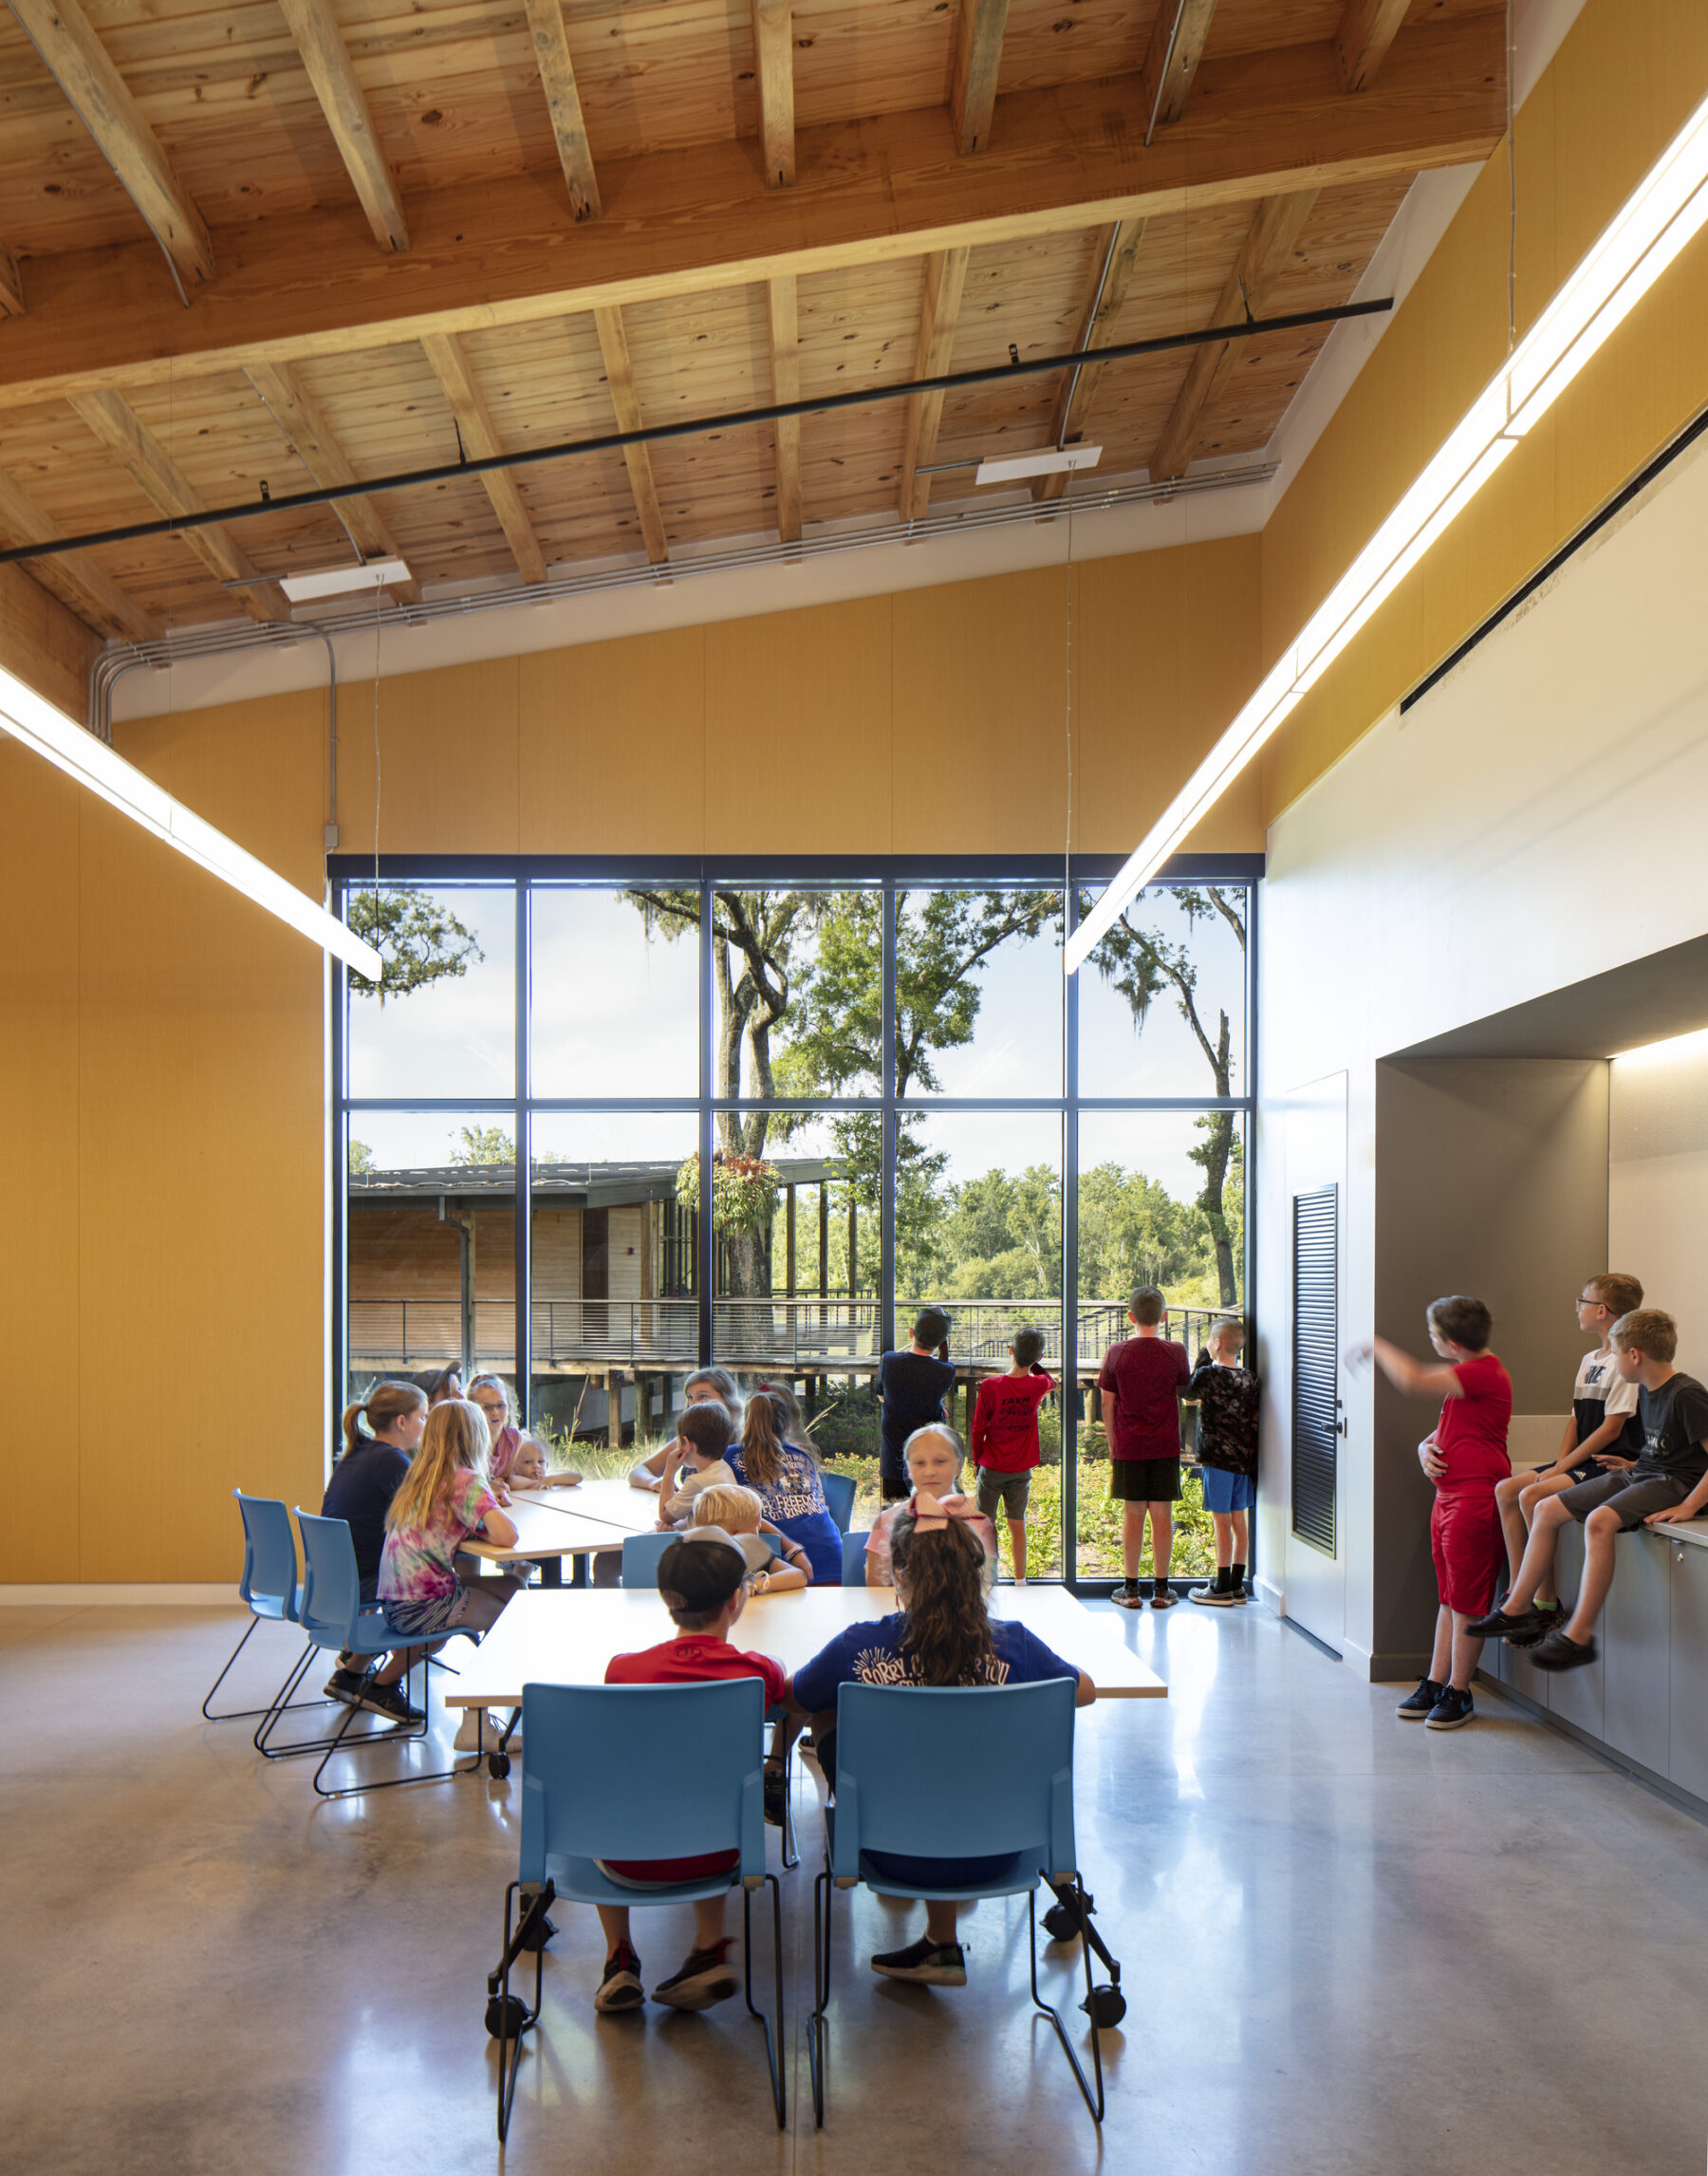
[461,1475,663,1587]
[443,1585,1167,1706]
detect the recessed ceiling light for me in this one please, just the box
[278,558,412,604]
[974,446,1103,487]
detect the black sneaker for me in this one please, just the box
[1508,1602,1565,1649]
[595,1944,644,2014]
[1110,1580,1142,1610]
[1532,1628,1597,1672]
[1150,1584,1179,1610]
[655,1940,737,2011]
[1395,1677,1444,1719]
[763,1762,788,1828]
[1188,1583,1235,1608]
[358,1680,424,1725]
[870,1936,967,1986]
[1464,1604,1544,1641]
[322,1669,364,1705]
[1425,1686,1476,1730]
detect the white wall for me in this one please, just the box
[1609,1037,1708,1380]
[1256,436,1708,1670]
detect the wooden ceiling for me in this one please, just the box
[0,0,1507,640]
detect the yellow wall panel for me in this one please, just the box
[337,657,522,854]
[704,597,895,854]
[518,627,705,854]
[891,569,1070,856]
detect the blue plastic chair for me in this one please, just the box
[202,1491,323,1723]
[820,1470,856,1534]
[808,1679,1105,2127]
[485,1681,785,2141]
[621,1531,675,1587]
[840,1529,870,1587]
[268,1510,480,1797]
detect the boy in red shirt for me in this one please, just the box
[593,1532,786,2017]
[1098,1286,1190,1609]
[1351,1294,1512,1731]
[971,1327,1054,1584]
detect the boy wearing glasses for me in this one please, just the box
[1490,1274,1644,1639]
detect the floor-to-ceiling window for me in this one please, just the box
[333,862,1254,1588]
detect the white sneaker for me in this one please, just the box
[455,1707,498,1752]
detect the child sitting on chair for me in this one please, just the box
[865,1423,997,1588]
[594,1534,787,2016]
[788,1496,1093,1987]
[658,1402,737,1528]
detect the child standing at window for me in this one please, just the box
[970,1329,1053,1584]
[877,1310,957,1503]
[1185,1320,1260,1607]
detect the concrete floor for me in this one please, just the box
[5,1597,1707,2176]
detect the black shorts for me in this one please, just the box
[1559,1468,1690,1528]
[1109,1456,1181,1503]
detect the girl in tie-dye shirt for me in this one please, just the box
[379,1399,522,1639]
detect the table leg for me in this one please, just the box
[540,1555,563,1590]
[569,1551,588,1590]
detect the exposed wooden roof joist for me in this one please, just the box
[899,248,972,522]
[1033,216,1148,505]
[521,0,602,223]
[0,16,1507,412]
[592,307,670,567]
[751,0,795,188]
[419,332,549,585]
[275,0,409,255]
[767,276,802,545]
[0,240,22,317]
[0,466,159,642]
[242,363,420,604]
[1336,0,1414,94]
[950,0,1012,158]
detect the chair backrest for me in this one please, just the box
[621,1531,676,1589]
[841,1529,870,1586]
[519,1681,766,1883]
[821,1469,857,1534]
[234,1491,299,1622]
[830,1679,1078,1884]
[294,1510,365,1649]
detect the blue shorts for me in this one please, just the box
[1199,1466,1255,1514]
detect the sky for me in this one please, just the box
[344,883,1247,1201]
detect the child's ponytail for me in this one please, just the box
[739,1388,790,1490]
[342,1380,427,1460]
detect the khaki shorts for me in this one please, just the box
[975,1467,1031,1519]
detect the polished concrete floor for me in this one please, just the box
[5,1597,1707,2175]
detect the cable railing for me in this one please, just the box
[348,1295,1244,1373]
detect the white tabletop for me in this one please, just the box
[462,1495,629,1566]
[442,1585,1166,1705]
[510,1474,659,1534]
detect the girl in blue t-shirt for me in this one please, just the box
[727,1385,843,1585]
[787,1498,1093,1986]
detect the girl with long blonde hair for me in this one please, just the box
[380,1398,521,1643]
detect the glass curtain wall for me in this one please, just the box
[335,870,1253,1585]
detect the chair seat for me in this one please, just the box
[343,1609,396,1657]
[855,1850,1036,1903]
[541,1850,742,1908]
[249,1595,294,1622]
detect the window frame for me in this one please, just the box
[330,852,1261,1593]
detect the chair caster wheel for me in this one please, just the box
[517,1909,557,1953]
[488,1752,511,1779]
[1084,1984,1126,2028]
[1042,1903,1081,1942]
[486,1994,529,2040]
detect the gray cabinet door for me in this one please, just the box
[1668,1543,1708,1799]
[1603,1530,1671,1775]
[1549,1523,1605,1739]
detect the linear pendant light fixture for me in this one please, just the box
[0,666,384,979]
[1067,82,1708,976]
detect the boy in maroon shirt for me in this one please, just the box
[971,1326,1055,1583]
[592,1533,786,2017]
[1350,1294,1512,1732]
[1098,1287,1190,1609]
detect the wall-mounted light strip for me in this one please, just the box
[0,665,383,979]
[1611,1025,1708,1069]
[1068,83,1708,975]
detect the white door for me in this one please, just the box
[1283,1072,1347,1653]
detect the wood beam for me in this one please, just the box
[9,0,215,294]
[898,248,971,522]
[0,558,102,717]
[752,0,795,188]
[592,307,669,566]
[276,0,408,254]
[0,17,1507,408]
[1140,0,1220,134]
[242,362,420,603]
[66,391,292,620]
[522,0,602,223]
[0,241,23,318]
[1032,216,1146,504]
[950,0,1011,158]
[0,466,160,642]
[767,275,802,544]
[418,332,549,584]
[1150,189,1320,482]
[1335,0,1412,94]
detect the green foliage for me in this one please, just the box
[452,1124,514,1166]
[347,888,483,1004]
[347,1138,375,1174]
[678,1150,781,1237]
